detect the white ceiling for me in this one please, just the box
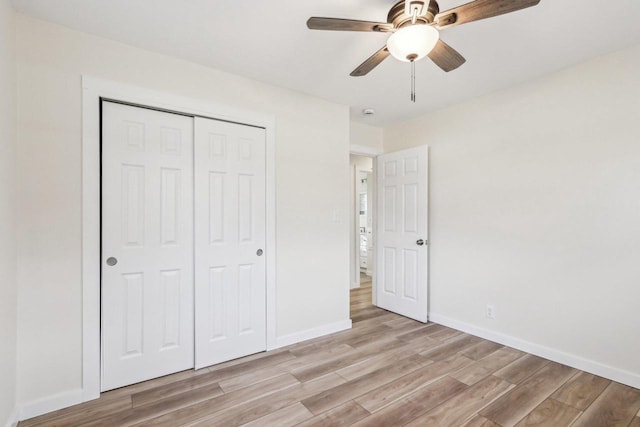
[12,0,640,126]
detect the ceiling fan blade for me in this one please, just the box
[307,17,394,32]
[350,46,391,77]
[428,40,466,72]
[435,0,540,29]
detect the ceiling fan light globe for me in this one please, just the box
[387,24,439,62]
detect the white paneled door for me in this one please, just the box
[375,146,429,322]
[101,102,195,391]
[194,117,267,369]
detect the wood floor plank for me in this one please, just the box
[295,323,391,353]
[335,342,422,381]
[238,402,313,427]
[514,398,581,427]
[494,353,550,384]
[420,324,462,342]
[279,343,355,373]
[420,333,484,361]
[348,322,429,348]
[429,327,464,342]
[409,334,446,353]
[451,347,523,386]
[302,353,431,415]
[86,374,297,427]
[406,375,513,427]
[462,341,505,361]
[182,373,346,427]
[200,350,296,382]
[571,382,640,427]
[463,415,501,427]
[383,317,420,329]
[19,396,131,427]
[290,335,405,384]
[220,343,354,393]
[355,353,474,413]
[99,368,209,400]
[206,348,292,373]
[217,365,286,394]
[479,361,577,426]
[296,401,370,427]
[80,381,225,426]
[131,373,220,407]
[350,376,468,426]
[550,371,610,410]
[395,324,436,341]
[290,340,353,360]
[351,307,390,323]
[352,312,397,327]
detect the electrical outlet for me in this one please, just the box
[486,305,495,319]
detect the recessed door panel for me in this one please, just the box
[208,266,227,341]
[122,165,145,247]
[238,174,254,242]
[403,183,418,233]
[383,247,397,295]
[208,172,226,244]
[122,272,144,357]
[383,186,397,232]
[160,168,181,246]
[402,250,418,300]
[160,269,182,350]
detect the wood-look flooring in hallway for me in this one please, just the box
[20,279,640,426]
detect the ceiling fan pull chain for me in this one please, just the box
[411,60,416,102]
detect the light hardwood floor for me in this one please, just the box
[21,279,640,426]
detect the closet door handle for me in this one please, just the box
[256,249,263,256]
[416,239,425,246]
[106,257,118,266]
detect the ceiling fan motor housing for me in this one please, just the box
[388,0,440,27]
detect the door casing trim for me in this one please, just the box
[82,76,277,401]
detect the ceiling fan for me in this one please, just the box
[307,0,541,78]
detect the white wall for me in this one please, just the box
[349,155,373,289]
[0,0,17,425]
[350,121,383,155]
[15,14,350,410]
[384,44,640,387]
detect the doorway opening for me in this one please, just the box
[350,154,375,318]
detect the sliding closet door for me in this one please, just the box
[101,102,194,391]
[194,117,267,369]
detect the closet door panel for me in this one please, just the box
[102,102,194,391]
[194,118,267,368]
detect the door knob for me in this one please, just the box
[416,239,425,246]
[256,249,263,256]
[106,257,118,266]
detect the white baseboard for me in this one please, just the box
[429,313,640,390]
[18,388,83,422]
[274,319,352,349]
[4,405,19,427]
[350,281,360,289]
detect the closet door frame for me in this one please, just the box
[81,76,277,402]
